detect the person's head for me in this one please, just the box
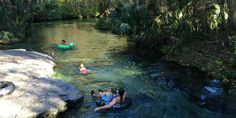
[62,39,66,43]
[117,87,125,97]
[109,88,116,94]
[80,63,84,68]
[98,89,103,94]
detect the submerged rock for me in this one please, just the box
[0,49,83,118]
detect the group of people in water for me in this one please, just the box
[91,87,127,112]
[79,61,127,111]
[79,63,128,111]
[80,63,126,111]
[61,40,128,112]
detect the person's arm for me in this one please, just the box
[94,98,117,111]
[123,92,127,101]
[92,93,101,98]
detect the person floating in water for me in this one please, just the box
[80,63,89,74]
[79,63,97,75]
[61,39,69,45]
[94,88,127,112]
[91,88,115,106]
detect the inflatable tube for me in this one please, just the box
[112,97,132,110]
[0,81,15,97]
[95,97,132,110]
[80,69,89,75]
[96,98,106,106]
[79,69,96,75]
[57,42,75,49]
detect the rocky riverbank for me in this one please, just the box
[0,49,83,118]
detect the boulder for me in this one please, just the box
[0,49,83,118]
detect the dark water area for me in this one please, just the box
[1,20,235,118]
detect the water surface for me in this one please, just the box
[1,20,233,118]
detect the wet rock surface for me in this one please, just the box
[0,49,83,118]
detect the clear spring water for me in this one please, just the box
[1,20,232,118]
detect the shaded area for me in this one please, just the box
[145,61,236,115]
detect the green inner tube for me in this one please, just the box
[0,81,15,97]
[57,42,75,49]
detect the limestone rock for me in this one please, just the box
[0,49,83,118]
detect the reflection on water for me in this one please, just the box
[1,20,234,118]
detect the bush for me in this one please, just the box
[95,18,112,30]
[0,31,19,44]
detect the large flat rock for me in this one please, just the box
[0,49,83,118]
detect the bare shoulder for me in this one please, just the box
[113,97,119,102]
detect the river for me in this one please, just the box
[1,20,235,118]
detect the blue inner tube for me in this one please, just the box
[95,97,132,110]
[96,98,106,106]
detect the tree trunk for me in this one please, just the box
[97,0,110,18]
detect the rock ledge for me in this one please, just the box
[0,49,83,118]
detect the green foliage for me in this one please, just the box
[33,1,81,21]
[0,31,12,41]
[95,0,232,51]
[0,0,114,40]
[96,0,153,35]
[206,3,227,29]
[119,23,130,35]
[229,36,236,54]
[0,31,19,44]
[0,0,233,47]
[95,18,112,30]
[0,0,30,39]
[95,18,122,33]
